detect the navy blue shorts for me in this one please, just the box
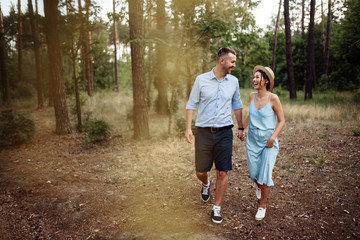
[195,126,233,172]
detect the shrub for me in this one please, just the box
[353,88,360,103]
[0,110,35,147]
[83,119,111,143]
[175,117,196,135]
[353,127,360,136]
[272,85,285,97]
[11,82,36,100]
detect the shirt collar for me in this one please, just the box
[211,68,229,81]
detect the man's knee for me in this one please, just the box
[216,171,228,180]
[196,172,208,178]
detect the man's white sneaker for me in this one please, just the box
[211,207,223,223]
[255,186,261,200]
[255,207,266,220]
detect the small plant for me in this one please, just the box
[83,119,111,143]
[353,127,360,136]
[175,117,196,135]
[272,85,285,97]
[0,110,35,147]
[353,88,360,103]
[111,176,119,184]
[11,82,36,100]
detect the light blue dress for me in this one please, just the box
[246,93,279,187]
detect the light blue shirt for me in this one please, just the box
[186,69,243,127]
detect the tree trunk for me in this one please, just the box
[66,0,82,131]
[85,0,94,96]
[321,0,325,61]
[202,0,212,73]
[128,0,150,139]
[78,0,87,87]
[271,0,282,71]
[184,5,196,99]
[305,0,316,100]
[323,0,331,75]
[284,0,297,99]
[155,0,169,115]
[301,0,305,40]
[113,0,119,91]
[73,53,82,131]
[186,59,193,99]
[44,0,72,134]
[47,0,54,106]
[17,0,23,82]
[146,0,154,108]
[28,0,44,109]
[0,7,10,105]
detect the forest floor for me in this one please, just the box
[0,107,360,240]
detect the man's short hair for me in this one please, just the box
[216,47,236,62]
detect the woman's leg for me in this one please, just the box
[254,179,261,189]
[259,184,271,208]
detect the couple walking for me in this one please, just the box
[185,47,285,223]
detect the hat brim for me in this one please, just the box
[253,65,274,91]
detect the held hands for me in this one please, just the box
[265,137,275,148]
[185,129,194,144]
[236,130,245,141]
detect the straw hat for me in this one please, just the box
[253,65,275,91]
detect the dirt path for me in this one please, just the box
[0,109,359,239]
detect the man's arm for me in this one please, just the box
[185,109,194,144]
[234,108,245,141]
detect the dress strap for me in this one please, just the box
[268,93,273,102]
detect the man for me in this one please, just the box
[185,47,244,223]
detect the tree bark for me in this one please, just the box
[113,0,119,91]
[44,0,72,134]
[17,0,23,82]
[28,0,44,109]
[271,0,282,71]
[301,0,305,40]
[128,0,150,139]
[284,0,296,99]
[155,0,169,115]
[323,0,331,75]
[0,7,10,105]
[305,0,316,100]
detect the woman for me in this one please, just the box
[243,65,285,220]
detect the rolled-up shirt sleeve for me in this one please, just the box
[232,80,243,110]
[186,77,200,110]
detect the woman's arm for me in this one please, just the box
[266,94,285,148]
[243,92,256,129]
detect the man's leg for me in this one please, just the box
[196,172,209,185]
[214,170,228,206]
[197,171,211,202]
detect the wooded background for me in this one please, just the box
[0,0,359,139]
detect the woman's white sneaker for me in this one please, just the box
[255,207,266,220]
